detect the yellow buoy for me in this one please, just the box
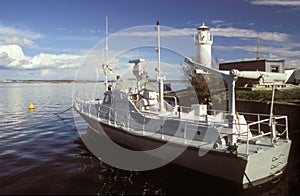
[29,103,35,109]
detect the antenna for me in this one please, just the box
[103,16,109,91]
[105,16,109,63]
[257,33,261,60]
[156,20,166,113]
[156,20,161,77]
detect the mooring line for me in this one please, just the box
[53,106,73,115]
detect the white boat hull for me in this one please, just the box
[77,109,291,188]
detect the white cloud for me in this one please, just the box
[0,25,41,39]
[115,26,289,42]
[114,25,193,37]
[1,37,38,48]
[0,45,30,68]
[211,20,224,25]
[217,44,290,55]
[0,44,83,70]
[30,53,83,69]
[211,27,289,42]
[40,69,55,77]
[38,69,77,80]
[250,0,300,6]
[211,20,234,28]
[0,51,14,66]
[215,45,256,53]
[216,44,300,59]
[0,25,41,48]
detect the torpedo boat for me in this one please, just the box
[74,21,291,188]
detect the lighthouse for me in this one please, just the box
[195,23,213,68]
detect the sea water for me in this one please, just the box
[0,83,299,195]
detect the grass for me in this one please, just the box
[236,89,300,102]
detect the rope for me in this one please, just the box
[53,106,73,121]
[53,106,73,115]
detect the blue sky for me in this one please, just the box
[0,0,300,80]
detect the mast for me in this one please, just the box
[105,16,108,62]
[156,21,165,112]
[257,33,261,60]
[269,82,277,145]
[157,21,161,77]
[103,16,109,91]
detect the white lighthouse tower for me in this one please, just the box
[195,23,213,68]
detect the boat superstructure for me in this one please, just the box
[74,21,291,188]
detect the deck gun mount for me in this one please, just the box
[185,58,286,146]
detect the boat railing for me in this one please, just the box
[111,105,217,132]
[205,108,287,135]
[204,109,288,154]
[164,95,178,107]
[76,99,227,137]
[236,111,288,137]
[75,99,289,155]
[243,115,289,154]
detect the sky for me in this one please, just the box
[0,0,300,80]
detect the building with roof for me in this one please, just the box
[219,59,286,87]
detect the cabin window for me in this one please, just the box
[103,94,111,104]
[271,65,279,73]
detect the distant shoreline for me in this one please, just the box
[0,79,188,84]
[0,80,99,84]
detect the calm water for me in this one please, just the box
[0,83,299,195]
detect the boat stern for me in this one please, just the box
[242,139,292,188]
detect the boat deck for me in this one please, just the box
[75,99,290,158]
[124,126,288,157]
